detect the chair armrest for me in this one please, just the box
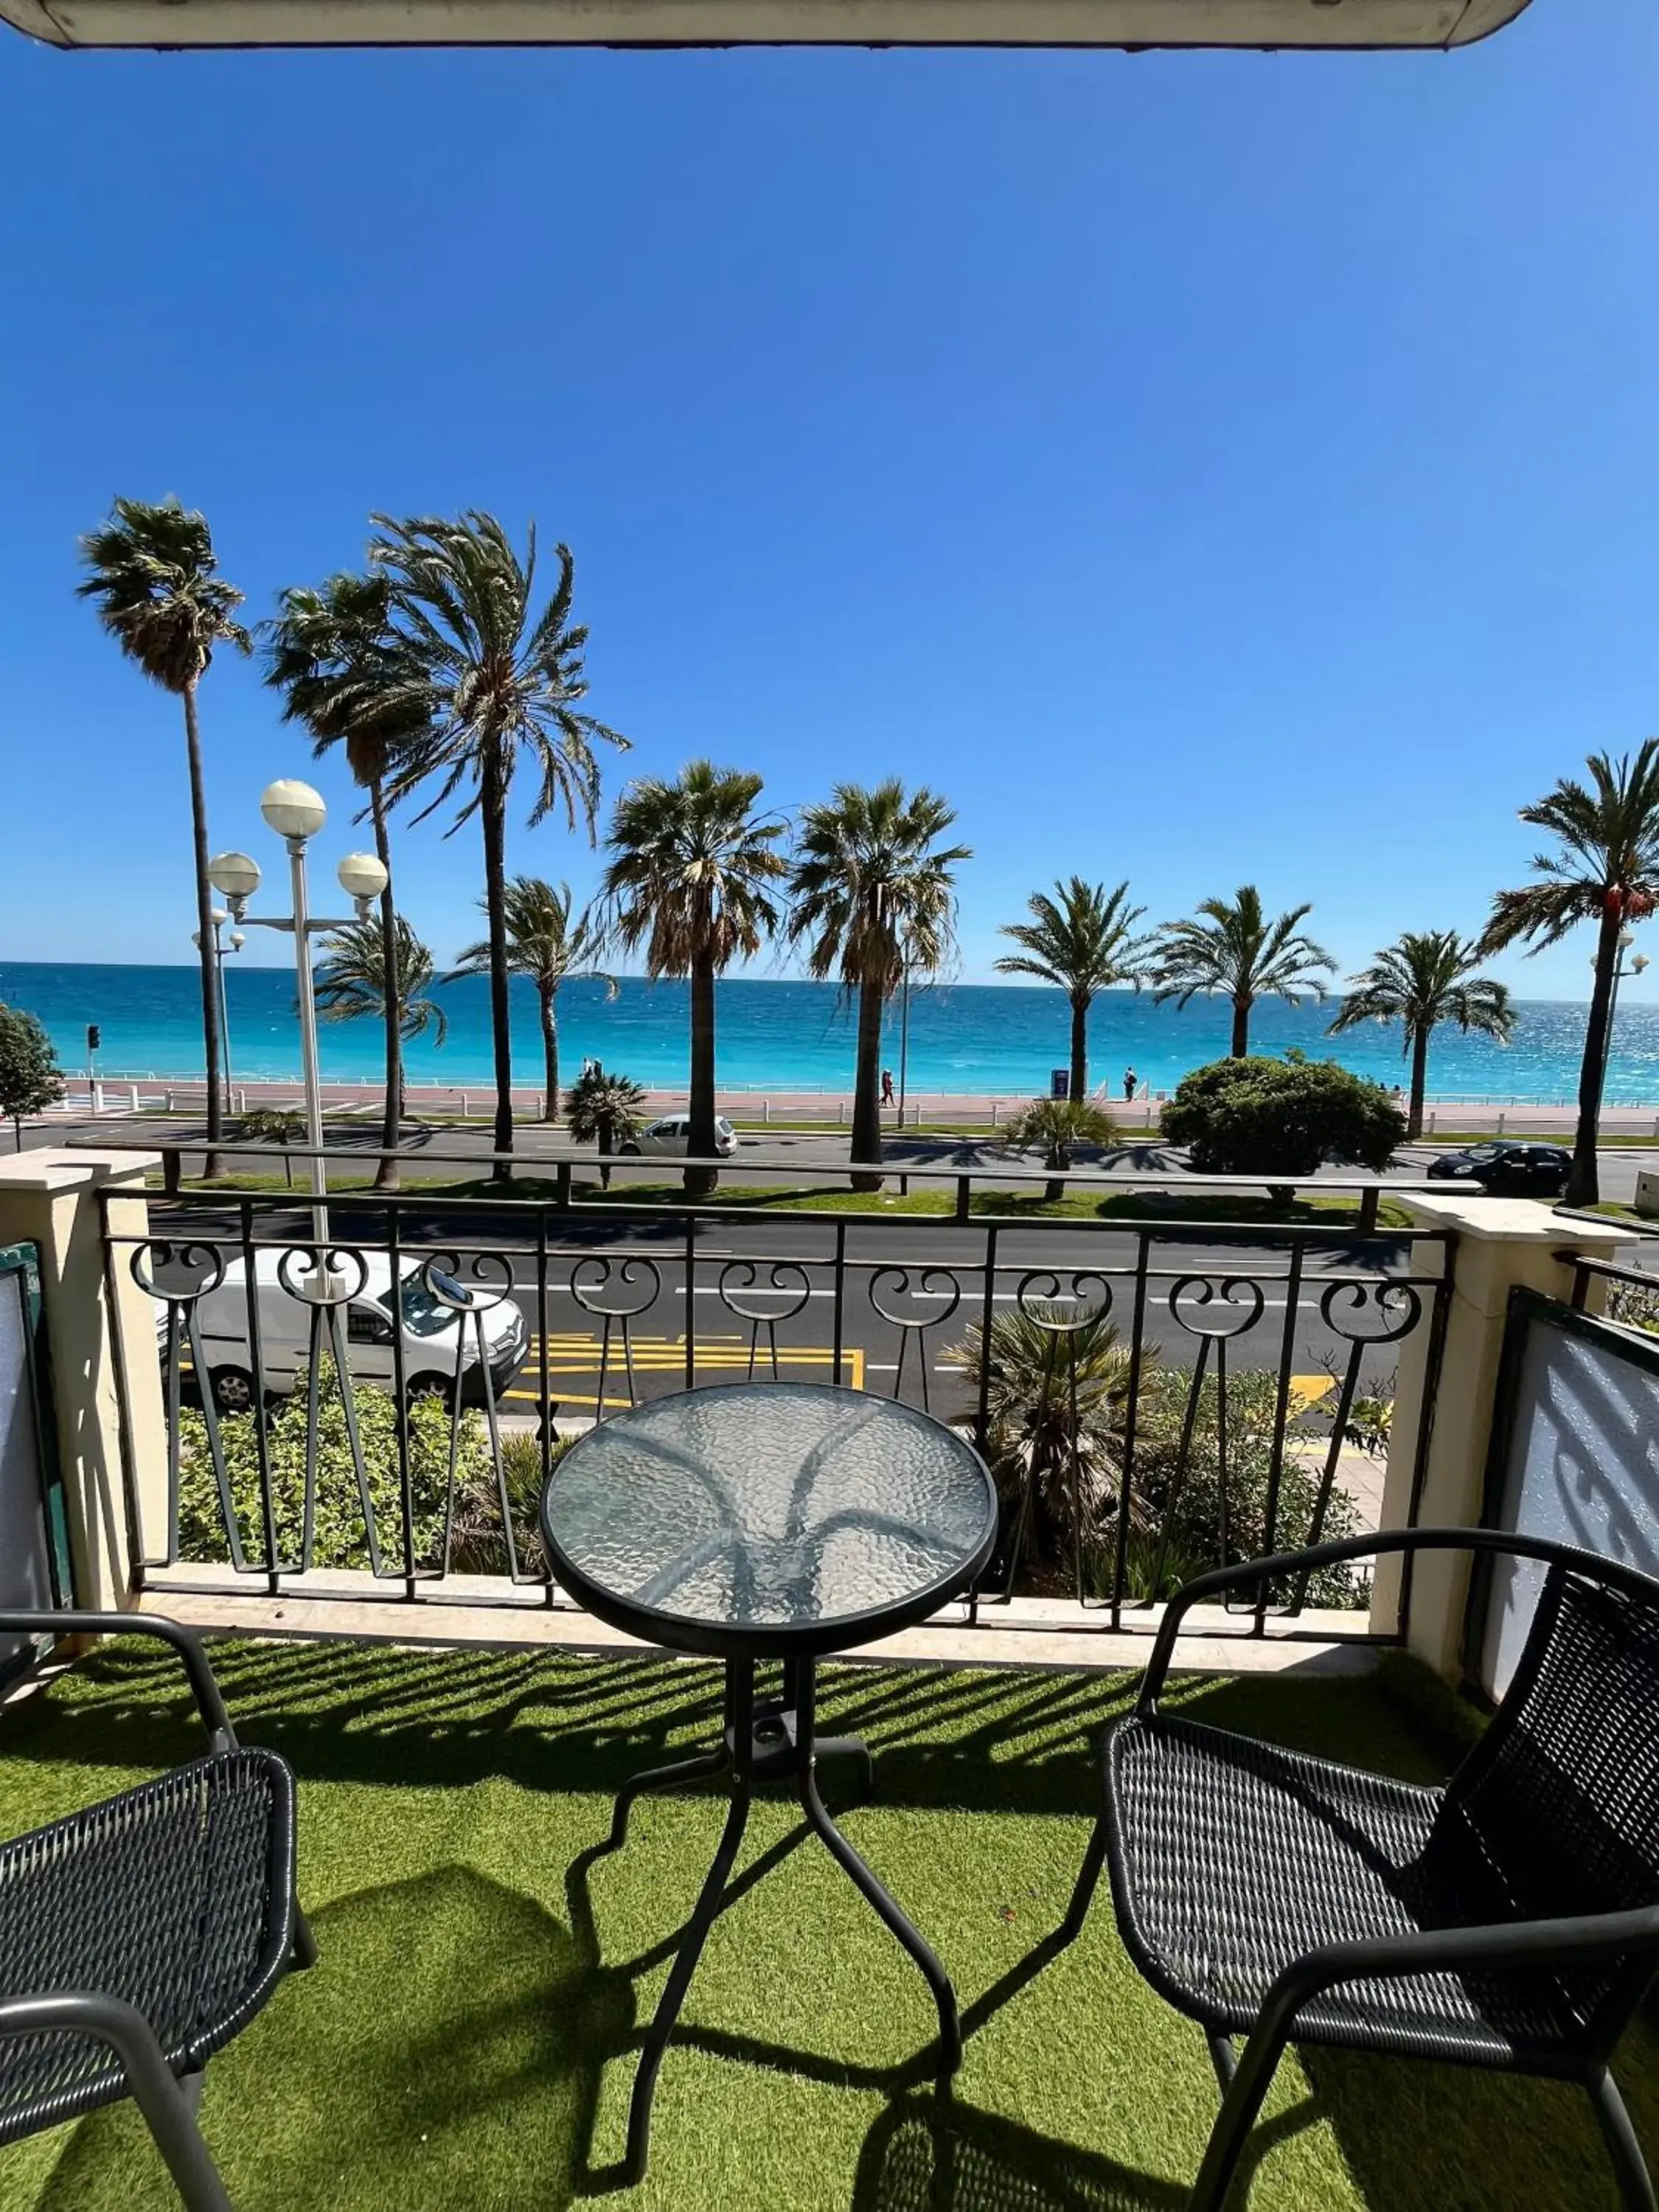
[0,1993,204,2143]
[1138,1526,1654,1714]
[0,1611,237,1753]
[1255,1903,1659,2050]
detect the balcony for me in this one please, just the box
[0,1627,1652,2210]
[0,1144,1655,2206]
[97,1149,1464,1649]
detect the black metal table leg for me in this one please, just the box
[793,1659,962,2073]
[608,1746,729,1851]
[610,1651,959,2180]
[623,1658,756,2184]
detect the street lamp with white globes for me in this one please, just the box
[207,779,389,1242]
[1590,928,1651,1107]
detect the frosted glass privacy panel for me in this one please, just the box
[1479,1297,1659,1700]
[0,1255,56,1680]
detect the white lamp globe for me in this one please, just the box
[260,779,327,842]
[337,852,390,902]
[208,851,261,900]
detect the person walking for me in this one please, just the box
[880,1068,896,1107]
[1123,1067,1137,1102]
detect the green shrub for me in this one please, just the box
[943,1305,1144,1569]
[1129,1366,1367,1608]
[1159,1053,1405,1179]
[178,1357,487,1573]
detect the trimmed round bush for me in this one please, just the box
[1160,1053,1405,1178]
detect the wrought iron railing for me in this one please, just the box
[100,1151,1456,1637]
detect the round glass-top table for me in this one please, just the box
[542,1380,998,1660]
[540,1382,998,2180]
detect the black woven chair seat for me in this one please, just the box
[1105,1712,1605,2067]
[0,1749,297,2143]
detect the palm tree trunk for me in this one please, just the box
[480,748,515,1178]
[540,983,559,1123]
[182,681,223,1175]
[1568,905,1621,1207]
[686,950,718,1197]
[369,778,402,1194]
[850,975,886,1192]
[598,1122,613,1190]
[1229,995,1251,1057]
[1069,995,1088,1102]
[1407,1025,1430,1143]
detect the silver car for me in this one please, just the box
[620,1113,740,1159]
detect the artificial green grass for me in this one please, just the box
[0,1641,1649,2211]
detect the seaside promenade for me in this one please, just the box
[43,1074,1659,1139]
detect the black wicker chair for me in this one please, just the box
[0,1611,311,2212]
[1063,1529,1659,2212]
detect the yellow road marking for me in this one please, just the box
[507,1342,865,1397]
[1288,1374,1337,1408]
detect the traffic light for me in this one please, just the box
[86,1025,101,1054]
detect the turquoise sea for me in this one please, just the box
[4,961,1658,1104]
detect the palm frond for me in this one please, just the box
[314,915,445,1045]
[995,877,1150,1001]
[785,780,970,998]
[77,496,249,692]
[1327,931,1514,1054]
[1147,885,1335,1008]
[599,762,788,978]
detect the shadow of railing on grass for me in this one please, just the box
[1,1642,1122,1818]
[0,1643,1471,1833]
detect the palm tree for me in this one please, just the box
[369,512,627,1171]
[1149,885,1336,1057]
[449,878,614,1124]
[1327,931,1514,1141]
[943,1305,1150,1572]
[562,1064,647,1189]
[77,498,249,1171]
[1479,742,1659,1206]
[1000,1095,1119,1200]
[787,782,970,1192]
[600,764,787,1195]
[995,878,1149,1100]
[263,571,430,1189]
[314,915,448,1116]
[237,1106,308,1189]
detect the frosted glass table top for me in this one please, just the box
[540,1382,998,1658]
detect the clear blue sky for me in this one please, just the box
[3,0,1658,995]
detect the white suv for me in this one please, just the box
[621,1113,740,1159]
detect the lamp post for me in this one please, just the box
[191,908,245,1105]
[1595,929,1650,1105]
[895,935,918,1128]
[209,779,388,1244]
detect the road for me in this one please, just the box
[139,1197,1450,1424]
[33,1109,1651,1423]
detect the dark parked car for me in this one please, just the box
[1426,1141,1571,1197]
